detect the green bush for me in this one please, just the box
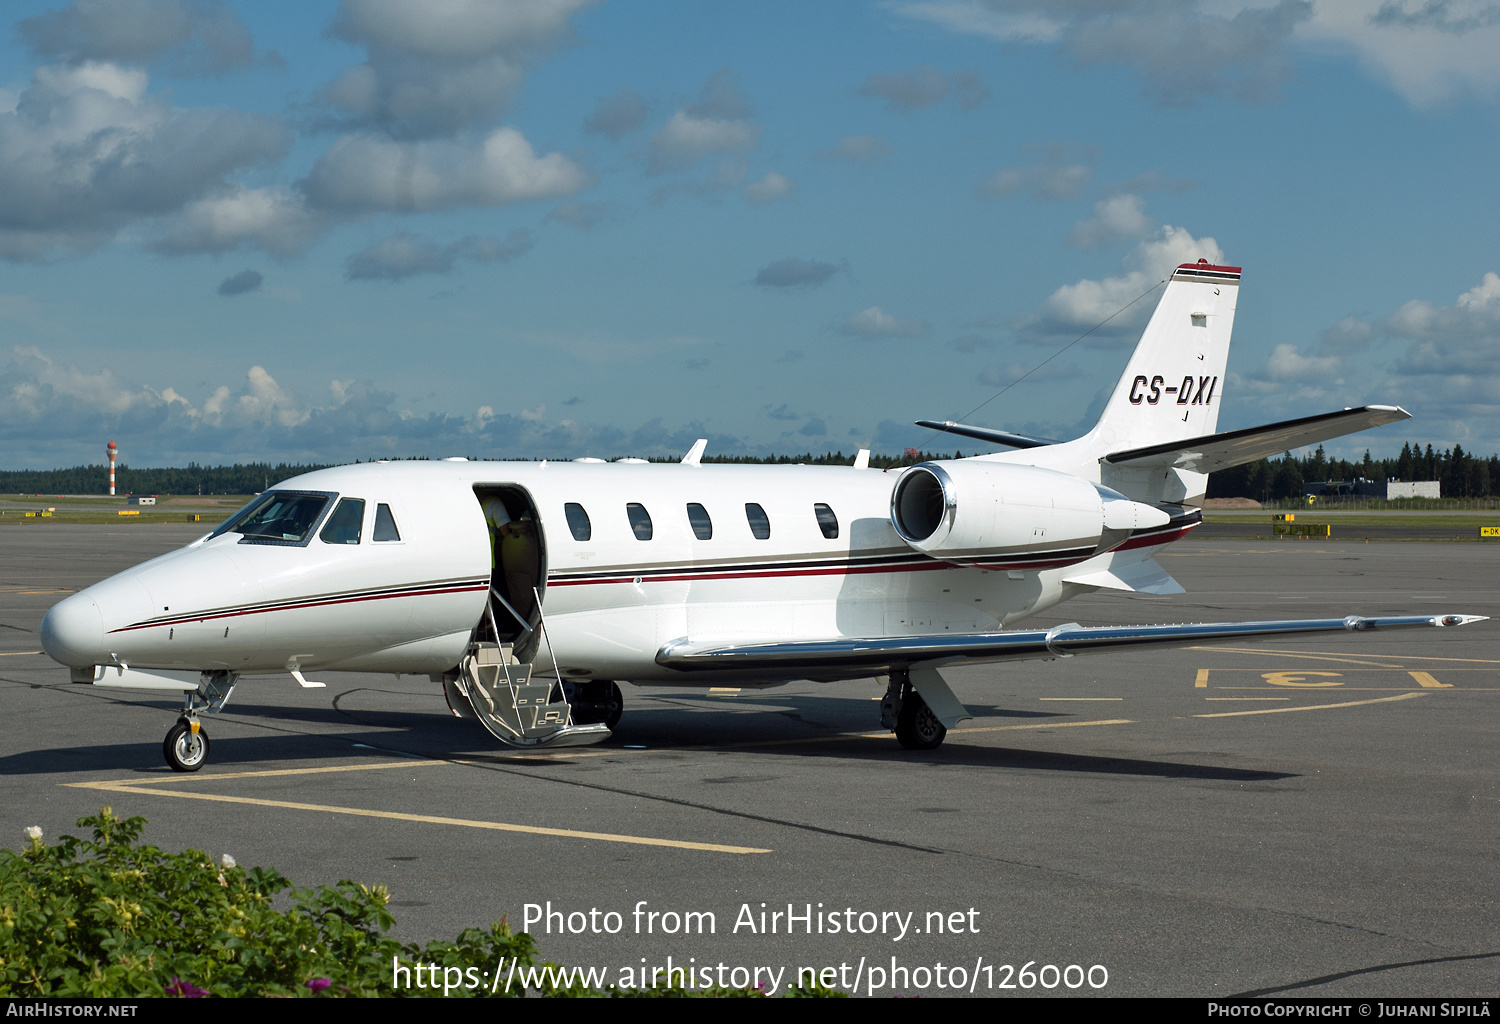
[0,809,842,998]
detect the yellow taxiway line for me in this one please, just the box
[63,761,770,855]
[725,716,1134,748]
[1192,691,1428,718]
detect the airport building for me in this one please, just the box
[1304,479,1441,500]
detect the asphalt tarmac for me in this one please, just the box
[1,525,1496,998]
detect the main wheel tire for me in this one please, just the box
[895,692,946,750]
[164,721,209,772]
[599,681,623,731]
[571,680,624,730]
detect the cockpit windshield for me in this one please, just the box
[209,490,335,546]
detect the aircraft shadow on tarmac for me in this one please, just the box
[6,692,1294,783]
[2,730,1297,785]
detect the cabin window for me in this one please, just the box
[626,503,653,540]
[216,490,334,546]
[744,502,771,540]
[687,502,713,540]
[373,503,401,542]
[814,503,839,540]
[565,502,592,541]
[319,498,365,545]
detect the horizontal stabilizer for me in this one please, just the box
[1062,556,1184,595]
[657,613,1484,677]
[1104,406,1409,474]
[915,420,1057,450]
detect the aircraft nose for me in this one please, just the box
[41,593,105,668]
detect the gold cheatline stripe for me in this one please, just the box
[1193,691,1428,718]
[62,781,769,855]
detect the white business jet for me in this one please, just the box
[40,262,1483,771]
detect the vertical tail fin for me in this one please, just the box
[1090,261,1240,453]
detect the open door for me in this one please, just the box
[442,486,609,749]
[472,484,547,658]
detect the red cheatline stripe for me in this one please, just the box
[549,560,954,587]
[110,582,489,634]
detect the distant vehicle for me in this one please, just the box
[39,262,1484,771]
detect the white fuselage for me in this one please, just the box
[40,457,1189,686]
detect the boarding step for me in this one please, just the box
[450,642,610,748]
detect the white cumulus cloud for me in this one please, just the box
[648,71,761,174]
[743,172,795,205]
[0,61,288,260]
[303,128,588,213]
[1069,193,1153,249]
[1020,225,1225,340]
[838,306,929,338]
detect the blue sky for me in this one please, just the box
[1,0,1497,468]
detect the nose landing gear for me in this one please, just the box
[164,718,209,772]
[161,671,236,771]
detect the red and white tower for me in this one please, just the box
[106,441,117,496]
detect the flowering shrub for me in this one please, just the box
[0,809,841,998]
[0,808,536,997]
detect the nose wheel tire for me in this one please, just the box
[164,721,209,772]
[895,692,946,751]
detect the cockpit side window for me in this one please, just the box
[215,491,335,547]
[373,503,402,542]
[319,498,365,545]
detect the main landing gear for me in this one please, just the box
[880,669,948,751]
[565,679,623,730]
[162,671,236,772]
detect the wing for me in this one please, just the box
[1104,405,1409,474]
[656,614,1485,678]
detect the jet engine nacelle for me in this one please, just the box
[889,461,1170,570]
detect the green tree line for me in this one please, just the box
[1206,442,1498,501]
[0,463,334,496]
[0,452,968,494]
[5,442,1495,500]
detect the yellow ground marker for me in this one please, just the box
[1408,671,1451,688]
[708,687,741,697]
[1192,691,1427,718]
[0,651,44,656]
[1191,647,1402,669]
[1195,668,1210,688]
[1190,645,1500,666]
[1038,697,1122,701]
[64,777,770,855]
[1205,697,1289,701]
[1263,671,1343,688]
